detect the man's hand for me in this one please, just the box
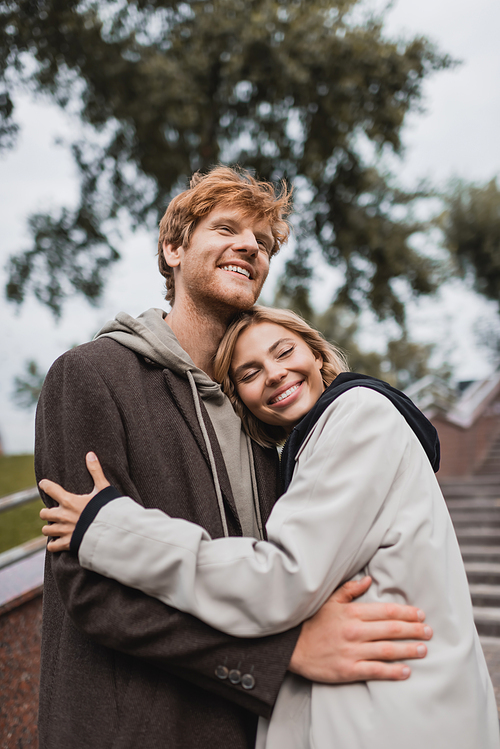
[39,452,110,552]
[289,576,432,683]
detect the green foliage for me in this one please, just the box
[0,455,42,553]
[439,179,500,310]
[0,453,36,495]
[0,500,44,553]
[6,208,119,319]
[13,359,46,408]
[1,0,452,318]
[313,303,444,389]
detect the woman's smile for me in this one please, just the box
[230,322,325,431]
[268,380,304,406]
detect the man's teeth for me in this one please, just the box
[271,384,301,404]
[221,265,250,278]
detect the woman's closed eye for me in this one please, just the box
[277,346,294,359]
[239,369,259,383]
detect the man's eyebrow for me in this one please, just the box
[210,215,236,225]
[232,338,295,379]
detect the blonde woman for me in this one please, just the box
[40,306,499,749]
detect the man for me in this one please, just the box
[36,166,431,749]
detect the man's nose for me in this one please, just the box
[234,229,259,256]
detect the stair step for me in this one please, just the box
[451,511,500,525]
[440,475,500,485]
[461,546,500,563]
[444,490,500,501]
[465,562,500,585]
[440,481,500,499]
[456,528,500,545]
[469,584,500,607]
[447,499,500,511]
[473,607,500,637]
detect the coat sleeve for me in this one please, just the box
[35,348,300,718]
[78,387,412,636]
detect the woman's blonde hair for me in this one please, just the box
[213,306,349,447]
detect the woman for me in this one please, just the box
[40,306,499,749]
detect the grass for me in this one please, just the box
[0,454,44,554]
[0,454,36,496]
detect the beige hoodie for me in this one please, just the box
[96,307,263,539]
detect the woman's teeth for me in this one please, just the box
[271,383,301,404]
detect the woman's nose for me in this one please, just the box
[266,365,287,385]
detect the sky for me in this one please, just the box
[1,0,499,454]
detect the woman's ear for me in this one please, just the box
[163,241,183,268]
[315,354,323,370]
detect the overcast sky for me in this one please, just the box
[1,0,499,454]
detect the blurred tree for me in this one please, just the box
[439,178,500,310]
[313,302,445,389]
[13,359,45,408]
[474,315,500,369]
[1,0,451,319]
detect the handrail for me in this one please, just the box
[0,486,40,513]
[0,487,44,569]
[0,536,46,571]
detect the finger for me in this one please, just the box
[42,522,67,538]
[46,536,71,553]
[350,660,412,682]
[352,619,433,642]
[38,479,68,504]
[86,452,111,492]
[331,576,372,604]
[40,507,66,522]
[40,506,76,525]
[358,640,428,662]
[348,601,426,623]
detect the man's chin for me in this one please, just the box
[211,285,261,313]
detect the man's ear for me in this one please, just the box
[163,241,183,268]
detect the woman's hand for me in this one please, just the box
[39,452,111,552]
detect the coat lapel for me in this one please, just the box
[251,443,281,537]
[163,369,241,535]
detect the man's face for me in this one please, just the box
[164,206,275,314]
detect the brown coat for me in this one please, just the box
[35,337,300,749]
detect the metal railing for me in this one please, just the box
[0,487,45,570]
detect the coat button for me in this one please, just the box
[241,673,256,690]
[215,665,229,680]
[228,669,241,685]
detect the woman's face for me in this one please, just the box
[230,322,325,432]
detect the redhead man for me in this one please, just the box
[36,166,431,749]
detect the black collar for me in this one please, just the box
[280,373,440,492]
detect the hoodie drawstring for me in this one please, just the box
[246,434,264,540]
[187,371,229,537]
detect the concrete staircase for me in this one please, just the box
[476,432,500,475]
[441,475,500,637]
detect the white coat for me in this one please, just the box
[78,387,500,748]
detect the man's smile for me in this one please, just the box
[219,263,253,280]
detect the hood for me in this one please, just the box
[281,373,441,492]
[95,308,224,403]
